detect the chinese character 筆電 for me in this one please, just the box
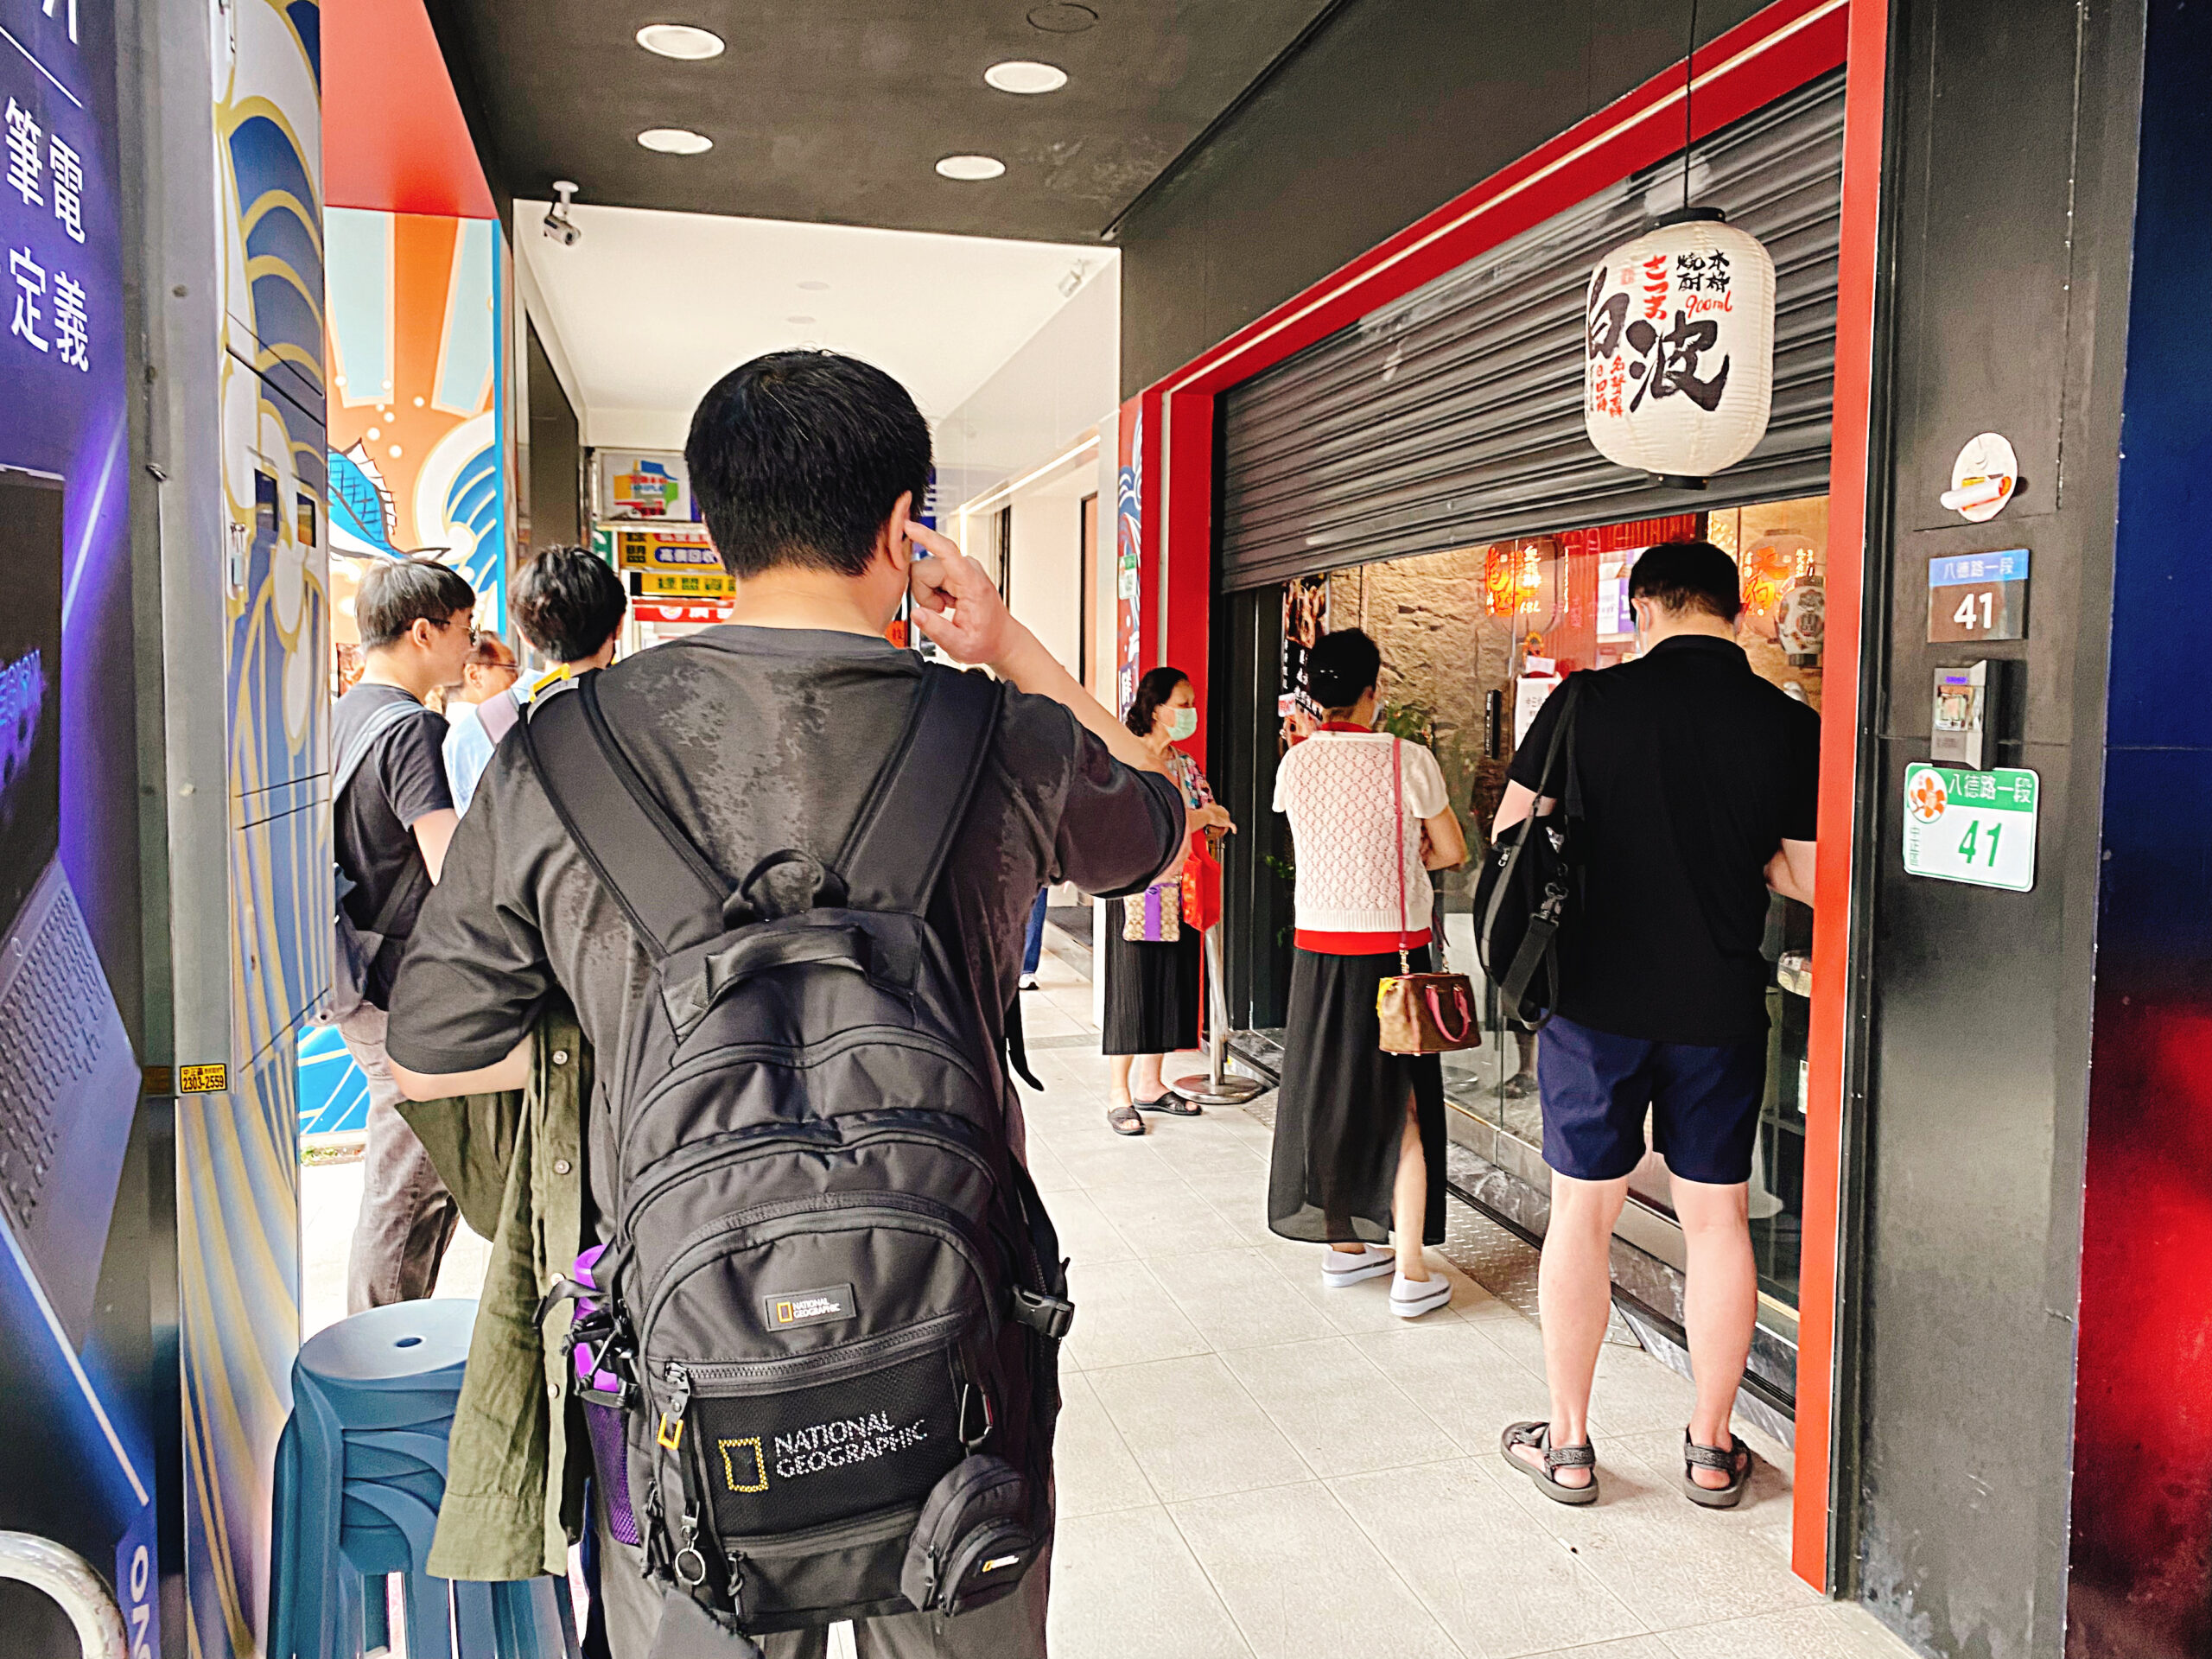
[50,134,83,244]
[4,99,41,208]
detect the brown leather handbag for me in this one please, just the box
[1376,738,1482,1056]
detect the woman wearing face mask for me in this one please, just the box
[1103,666,1236,1135]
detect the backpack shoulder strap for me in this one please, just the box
[332,696,426,804]
[475,683,522,746]
[837,664,1001,914]
[518,672,726,959]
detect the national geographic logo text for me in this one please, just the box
[718,1411,931,1490]
[761,1282,856,1332]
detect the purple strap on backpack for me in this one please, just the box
[572,1243,642,1546]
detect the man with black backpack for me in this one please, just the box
[328,556,478,1312]
[1488,540,1817,1512]
[385,352,1185,1657]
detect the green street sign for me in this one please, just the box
[1902,764,2038,892]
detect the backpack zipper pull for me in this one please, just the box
[725,1549,748,1621]
[658,1361,692,1451]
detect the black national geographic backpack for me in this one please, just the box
[522,663,1072,1655]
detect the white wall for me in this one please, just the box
[1009,471,1092,677]
[935,261,1119,499]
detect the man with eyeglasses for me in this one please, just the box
[332,555,479,1310]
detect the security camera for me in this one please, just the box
[544,181,582,247]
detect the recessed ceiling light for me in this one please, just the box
[636,22,725,59]
[984,60,1068,94]
[787,315,816,325]
[936,154,1006,181]
[639,128,713,155]
[1026,3,1097,33]
[797,280,830,291]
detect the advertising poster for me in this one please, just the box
[1115,404,1143,716]
[326,207,508,628]
[0,0,163,1649]
[594,447,702,524]
[1278,573,1329,747]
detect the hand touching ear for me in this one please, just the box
[906,520,1018,670]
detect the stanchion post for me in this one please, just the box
[1173,919,1264,1104]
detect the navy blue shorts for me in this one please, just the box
[1536,1014,1768,1185]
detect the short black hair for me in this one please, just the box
[513,546,628,663]
[358,556,475,651]
[1628,540,1742,622]
[686,351,932,580]
[1306,628,1382,713]
[1124,665,1192,739]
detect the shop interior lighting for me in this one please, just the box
[636,23,726,59]
[639,128,714,155]
[984,60,1068,94]
[935,154,1007,181]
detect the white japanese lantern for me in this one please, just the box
[1583,212,1776,483]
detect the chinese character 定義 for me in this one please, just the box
[54,270,86,370]
[5,99,41,208]
[11,246,48,353]
[1623,308,1732,413]
[50,134,83,244]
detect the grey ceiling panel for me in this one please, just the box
[1219,72,1846,592]
[434,0,1341,242]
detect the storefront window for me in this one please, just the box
[1284,498,1828,1340]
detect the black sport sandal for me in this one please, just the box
[1681,1431,1754,1508]
[1500,1421,1599,1505]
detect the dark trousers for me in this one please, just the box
[339,1004,461,1311]
[592,1511,1051,1658]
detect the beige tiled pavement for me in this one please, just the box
[1002,944,1919,1659]
[299,937,1917,1659]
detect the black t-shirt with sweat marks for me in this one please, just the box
[385,626,1183,1224]
[1509,635,1820,1046]
[331,683,453,1009]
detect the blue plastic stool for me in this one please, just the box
[270,1300,580,1659]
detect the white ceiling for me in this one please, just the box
[517,200,1113,447]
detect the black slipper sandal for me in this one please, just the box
[1681,1431,1754,1509]
[1500,1421,1599,1505]
[1106,1103,1146,1136]
[1135,1091,1203,1116]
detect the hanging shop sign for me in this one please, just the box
[1927,549,2029,643]
[1903,764,2039,892]
[595,448,702,524]
[635,600,734,624]
[1584,213,1776,482]
[611,528,732,598]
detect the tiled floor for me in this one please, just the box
[298,937,1916,1659]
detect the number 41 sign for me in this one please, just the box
[1903,764,2038,891]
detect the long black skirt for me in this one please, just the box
[1268,945,1447,1246]
[1102,922,1202,1056]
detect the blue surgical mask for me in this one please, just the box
[1165,707,1198,741]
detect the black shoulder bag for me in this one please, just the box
[1473,677,1584,1028]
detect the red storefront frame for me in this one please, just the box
[1116,0,1886,1590]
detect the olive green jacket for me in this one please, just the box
[399,1008,589,1580]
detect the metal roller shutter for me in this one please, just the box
[1219,72,1845,593]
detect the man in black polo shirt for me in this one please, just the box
[1494,540,1817,1509]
